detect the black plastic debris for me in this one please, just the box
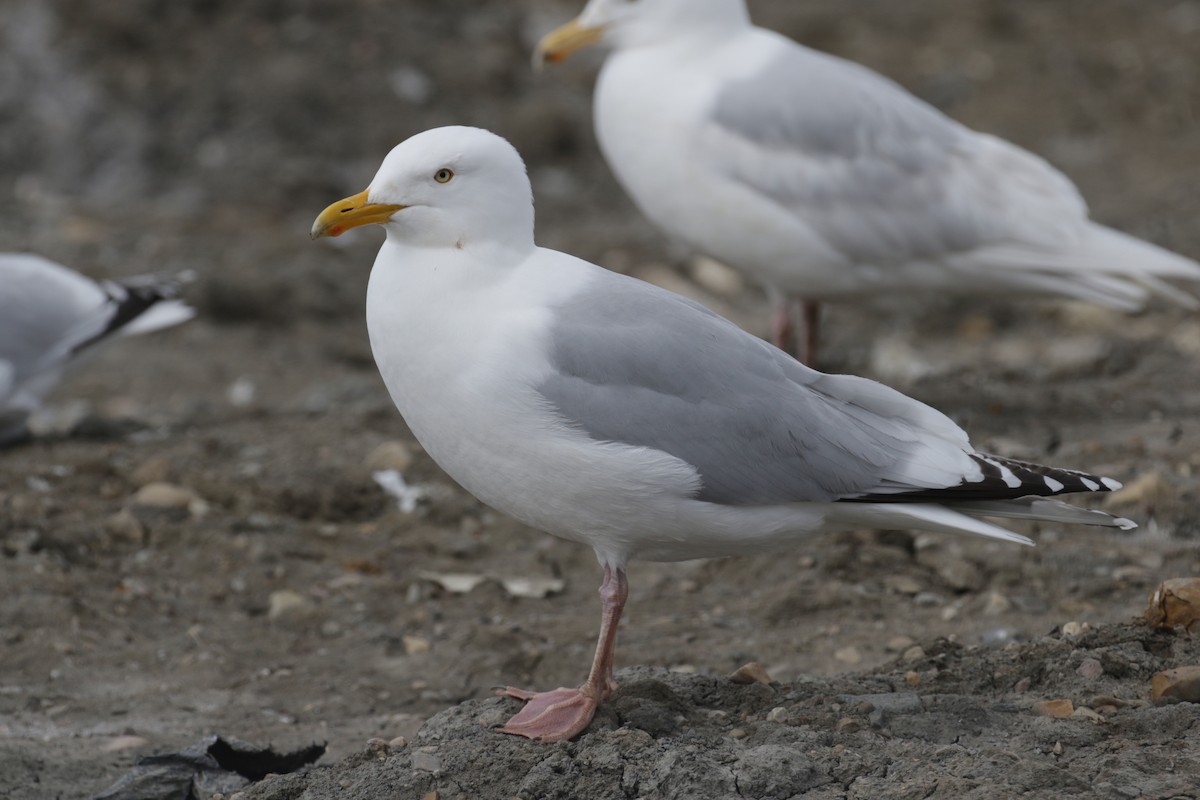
[91,734,325,800]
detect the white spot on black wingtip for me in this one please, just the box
[1080,477,1099,491]
[1101,477,1122,491]
[1115,517,1137,531]
[1043,476,1065,492]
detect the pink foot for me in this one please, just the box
[494,686,599,743]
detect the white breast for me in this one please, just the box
[364,242,705,565]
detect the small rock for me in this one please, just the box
[1060,621,1091,638]
[411,750,441,773]
[421,792,439,800]
[688,256,744,297]
[914,592,945,608]
[500,576,565,599]
[1071,706,1104,723]
[1014,677,1032,693]
[1076,658,1104,680]
[132,482,208,518]
[728,662,774,685]
[366,738,389,755]
[388,736,409,749]
[765,706,789,723]
[1033,699,1074,718]
[886,635,916,652]
[1151,666,1200,704]
[402,635,431,655]
[983,591,1012,616]
[904,671,920,686]
[1144,577,1200,634]
[835,717,862,733]
[901,645,926,664]
[835,646,862,665]
[930,556,985,592]
[729,728,747,739]
[102,735,148,752]
[1103,471,1169,510]
[130,456,172,487]
[884,575,922,595]
[104,509,146,544]
[364,441,414,473]
[267,589,310,620]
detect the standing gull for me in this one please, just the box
[312,126,1134,743]
[535,0,1200,363]
[0,254,193,445]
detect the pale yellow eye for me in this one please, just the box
[434,168,454,184]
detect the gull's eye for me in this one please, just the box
[434,168,454,184]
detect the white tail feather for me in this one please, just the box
[959,223,1200,310]
[119,299,195,336]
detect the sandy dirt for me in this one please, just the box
[1,1,1199,798]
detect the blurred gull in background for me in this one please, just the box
[536,0,1200,363]
[0,254,193,445]
[312,125,1134,744]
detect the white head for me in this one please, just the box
[311,126,535,252]
[535,0,751,59]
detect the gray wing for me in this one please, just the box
[539,272,978,506]
[703,36,1087,265]
[0,255,109,384]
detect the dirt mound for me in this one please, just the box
[238,623,1198,800]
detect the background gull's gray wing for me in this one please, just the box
[539,272,983,506]
[0,253,194,416]
[701,37,1089,268]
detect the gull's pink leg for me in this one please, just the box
[495,564,629,743]
[799,299,821,367]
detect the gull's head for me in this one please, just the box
[311,126,535,251]
[534,0,750,63]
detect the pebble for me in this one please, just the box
[267,589,310,620]
[983,591,1012,616]
[728,662,774,685]
[402,635,431,655]
[901,645,926,664]
[835,646,863,665]
[500,576,566,599]
[1014,678,1032,693]
[1033,699,1074,718]
[688,256,744,297]
[1144,577,1200,634]
[364,441,414,473]
[1076,658,1104,680]
[729,728,747,739]
[130,456,172,486]
[132,482,208,518]
[1150,666,1200,704]
[1103,471,1169,510]
[102,735,148,752]
[914,592,945,608]
[104,509,146,544]
[388,736,409,749]
[884,575,922,595]
[835,717,862,733]
[1060,621,1091,638]
[411,749,441,773]
[765,706,789,723]
[924,554,985,592]
[904,671,920,686]
[886,635,916,652]
[1071,706,1105,723]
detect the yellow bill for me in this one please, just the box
[311,188,406,239]
[533,18,605,68]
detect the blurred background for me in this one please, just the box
[1,1,1198,796]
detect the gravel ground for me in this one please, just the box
[1,1,1198,798]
